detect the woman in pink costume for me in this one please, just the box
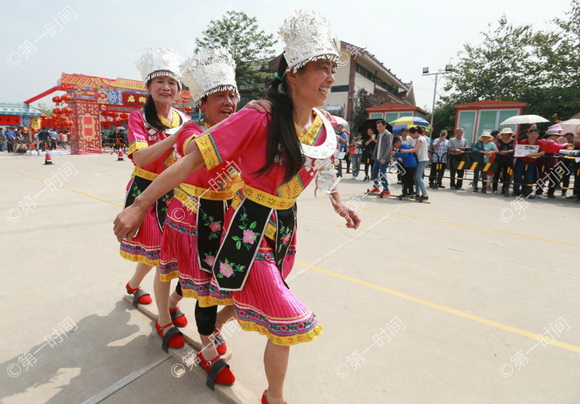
[120,48,188,348]
[115,11,360,404]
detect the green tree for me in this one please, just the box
[351,89,388,133]
[195,11,276,103]
[437,0,580,127]
[35,103,53,116]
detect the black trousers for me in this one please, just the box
[402,166,416,196]
[448,155,465,188]
[493,158,513,193]
[363,155,374,177]
[561,158,573,194]
[175,281,217,336]
[428,162,446,186]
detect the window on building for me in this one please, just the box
[355,63,399,97]
[331,85,349,92]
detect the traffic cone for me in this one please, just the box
[44,150,53,165]
[117,150,125,161]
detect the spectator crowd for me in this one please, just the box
[335,121,580,202]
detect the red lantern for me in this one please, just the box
[53,108,62,114]
[52,96,61,104]
[63,107,72,115]
[120,113,128,120]
[62,94,72,102]
[184,105,193,112]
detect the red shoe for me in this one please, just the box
[369,188,380,194]
[261,390,287,404]
[380,190,391,196]
[155,321,184,352]
[197,351,235,389]
[170,306,188,328]
[213,328,227,356]
[126,282,152,306]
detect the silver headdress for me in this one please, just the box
[181,47,238,106]
[135,47,183,87]
[278,10,340,73]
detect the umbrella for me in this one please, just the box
[548,124,563,132]
[329,115,348,127]
[558,118,580,135]
[392,123,433,133]
[500,114,549,125]
[389,116,429,127]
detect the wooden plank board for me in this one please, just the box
[122,296,258,404]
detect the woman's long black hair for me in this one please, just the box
[256,55,304,184]
[143,94,170,131]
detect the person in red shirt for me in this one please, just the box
[536,130,571,198]
[513,128,545,198]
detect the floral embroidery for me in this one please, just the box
[203,254,215,266]
[243,229,257,244]
[220,262,233,277]
[130,183,142,198]
[159,192,172,214]
[200,212,222,241]
[231,207,261,251]
[277,224,293,253]
[216,258,246,279]
[235,306,318,336]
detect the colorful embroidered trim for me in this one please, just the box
[195,133,222,170]
[128,141,148,157]
[243,184,296,210]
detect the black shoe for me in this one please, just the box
[481,189,487,194]
[473,188,479,192]
[438,185,445,189]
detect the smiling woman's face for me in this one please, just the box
[199,89,239,126]
[287,59,336,109]
[147,75,179,105]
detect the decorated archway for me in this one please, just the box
[24,73,191,154]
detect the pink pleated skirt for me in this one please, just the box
[160,197,233,306]
[120,203,162,267]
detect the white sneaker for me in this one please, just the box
[535,194,548,199]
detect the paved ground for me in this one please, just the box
[0,151,579,404]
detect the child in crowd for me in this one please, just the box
[392,136,417,199]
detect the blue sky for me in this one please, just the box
[0,0,573,110]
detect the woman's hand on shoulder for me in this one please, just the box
[243,99,272,113]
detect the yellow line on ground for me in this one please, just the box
[302,197,580,248]
[5,166,578,352]
[363,206,580,248]
[296,260,580,353]
[1,167,123,207]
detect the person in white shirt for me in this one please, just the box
[400,126,429,201]
[429,129,449,189]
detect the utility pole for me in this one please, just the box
[422,65,453,126]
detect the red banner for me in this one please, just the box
[122,92,148,106]
[70,100,101,154]
[0,115,21,126]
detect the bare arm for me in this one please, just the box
[113,145,205,241]
[402,139,422,153]
[329,185,361,229]
[131,133,177,168]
